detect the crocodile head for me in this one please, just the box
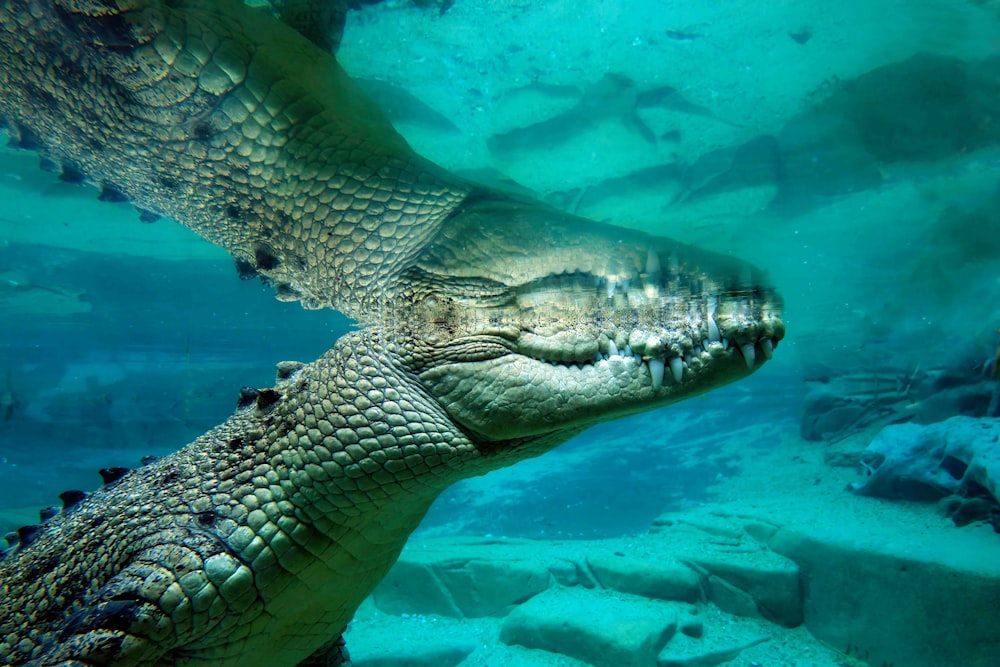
[388,193,784,449]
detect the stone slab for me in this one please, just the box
[770,526,1000,667]
[686,554,802,626]
[587,553,703,603]
[500,587,679,667]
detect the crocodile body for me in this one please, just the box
[0,1,784,665]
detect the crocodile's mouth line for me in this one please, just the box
[524,334,776,390]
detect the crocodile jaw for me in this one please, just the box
[396,196,784,442]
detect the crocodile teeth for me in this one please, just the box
[648,358,665,390]
[761,338,774,360]
[740,342,756,369]
[608,340,619,357]
[670,357,684,383]
[707,315,720,342]
[646,247,661,276]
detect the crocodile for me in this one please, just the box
[0,1,784,665]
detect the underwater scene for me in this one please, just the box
[1,0,999,665]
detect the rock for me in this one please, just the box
[371,558,460,617]
[587,553,703,603]
[372,543,553,617]
[686,555,803,627]
[352,641,474,667]
[433,557,551,617]
[500,587,678,667]
[853,417,1000,512]
[346,600,478,667]
[549,557,598,588]
[704,575,758,620]
[770,525,1000,667]
[678,612,703,638]
[804,404,866,442]
[657,633,768,667]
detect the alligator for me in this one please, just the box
[0,1,784,665]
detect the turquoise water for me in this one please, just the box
[1,1,999,666]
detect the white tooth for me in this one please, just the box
[606,278,617,299]
[646,247,661,276]
[608,340,619,357]
[620,278,630,292]
[722,337,730,350]
[761,338,774,360]
[740,343,756,369]
[670,357,684,383]
[594,351,603,363]
[708,315,720,342]
[649,358,665,390]
[702,339,710,350]
[624,344,634,358]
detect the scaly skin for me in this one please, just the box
[0,1,784,665]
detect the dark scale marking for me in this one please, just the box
[237,386,259,409]
[226,204,245,220]
[254,388,281,411]
[234,257,259,280]
[76,9,142,52]
[197,511,216,526]
[59,489,87,509]
[60,599,139,641]
[17,524,42,546]
[99,467,130,485]
[192,121,213,140]
[228,436,245,450]
[23,82,58,111]
[254,244,281,270]
[140,455,161,466]
[4,531,18,547]
[59,163,86,183]
[8,125,42,150]
[38,506,59,521]
[137,208,160,223]
[98,184,129,203]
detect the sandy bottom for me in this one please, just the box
[345,417,1000,666]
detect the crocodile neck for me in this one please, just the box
[0,0,469,316]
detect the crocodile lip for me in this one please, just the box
[515,314,783,391]
[523,333,778,391]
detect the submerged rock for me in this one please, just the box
[499,587,679,667]
[853,416,1000,520]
